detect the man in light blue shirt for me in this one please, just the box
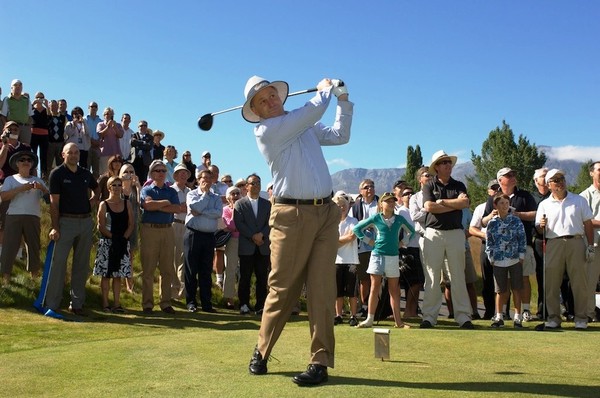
[184,168,222,313]
[85,102,102,179]
[243,76,353,386]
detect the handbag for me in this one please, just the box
[214,229,232,248]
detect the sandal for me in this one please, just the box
[102,306,112,313]
[395,323,411,329]
[112,306,126,314]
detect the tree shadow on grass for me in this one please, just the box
[273,375,597,397]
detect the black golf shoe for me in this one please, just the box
[292,364,328,386]
[248,346,268,375]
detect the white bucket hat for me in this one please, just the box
[428,150,457,175]
[242,75,289,123]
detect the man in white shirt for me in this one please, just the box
[535,169,595,330]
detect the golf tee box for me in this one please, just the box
[373,328,390,360]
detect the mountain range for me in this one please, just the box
[331,147,586,194]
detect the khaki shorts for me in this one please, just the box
[522,246,535,276]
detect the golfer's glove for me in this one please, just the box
[349,264,357,273]
[331,79,348,97]
[586,246,595,263]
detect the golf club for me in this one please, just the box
[197,87,317,131]
[542,214,546,322]
[197,79,346,131]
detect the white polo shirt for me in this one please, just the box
[535,191,593,239]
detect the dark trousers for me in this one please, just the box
[184,228,215,310]
[479,243,495,318]
[132,158,149,183]
[533,237,547,318]
[30,134,49,177]
[78,150,88,170]
[238,247,270,311]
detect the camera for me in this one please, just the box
[399,253,414,274]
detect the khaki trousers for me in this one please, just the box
[545,237,589,324]
[140,224,175,310]
[257,201,340,368]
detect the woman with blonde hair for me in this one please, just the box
[119,163,141,293]
[93,176,134,312]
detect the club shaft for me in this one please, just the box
[210,87,317,116]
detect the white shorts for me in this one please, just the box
[367,254,400,278]
[523,246,535,276]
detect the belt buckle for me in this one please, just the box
[313,198,324,206]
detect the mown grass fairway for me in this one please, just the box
[1,306,599,397]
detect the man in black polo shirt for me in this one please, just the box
[420,150,473,329]
[43,143,98,315]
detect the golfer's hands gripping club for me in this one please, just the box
[317,78,349,101]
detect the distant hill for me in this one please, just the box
[331,157,584,195]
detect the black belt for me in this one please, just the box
[186,227,214,235]
[274,196,331,206]
[142,223,172,229]
[61,213,90,219]
[550,235,581,240]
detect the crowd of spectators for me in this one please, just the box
[0,79,598,331]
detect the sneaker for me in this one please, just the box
[348,316,359,327]
[535,320,561,331]
[216,280,224,290]
[240,304,251,315]
[334,315,343,325]
[187,303,197,313]
[420,320,434,329]
[356,319,373,328]
[574,321,588,330]
[522,309,533,322]
[357,307,368,319]
[513,318,523,329]
[491,317,504,328]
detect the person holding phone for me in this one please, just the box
[64,106,91,168]
[96,107,123,175]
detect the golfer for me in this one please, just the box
[243,76,353,386]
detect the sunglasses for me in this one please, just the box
[421,173,432,178]
[549,177,565,184]
[437,160,453,166]
[139,124,148,127]
[122,170,135,174]
[18,158,33,163]
[89,105,98,108]
[361,185,374,190]
[223,179,232,183]
[402,192,413,197]
[110,184,123,187]
[247,181,261,186]
[153,169,167,173]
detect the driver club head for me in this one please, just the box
[198,114,214,131]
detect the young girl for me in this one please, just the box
[485,193,527,328]
[93,176,134,312]
[333,194,360,326]
[353,192,415,328]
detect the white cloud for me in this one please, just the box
[544,146,600,162]
[327,158,352,168]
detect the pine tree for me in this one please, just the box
[467,121,546,207]
[403,145,423,191]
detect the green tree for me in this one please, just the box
[467,121,546,208]
[569,160,593,193]
[403,144,423,191]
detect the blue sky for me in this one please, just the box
[2,1,598,183]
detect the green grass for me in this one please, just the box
[2,204,600,397]
[1,307,600,397]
